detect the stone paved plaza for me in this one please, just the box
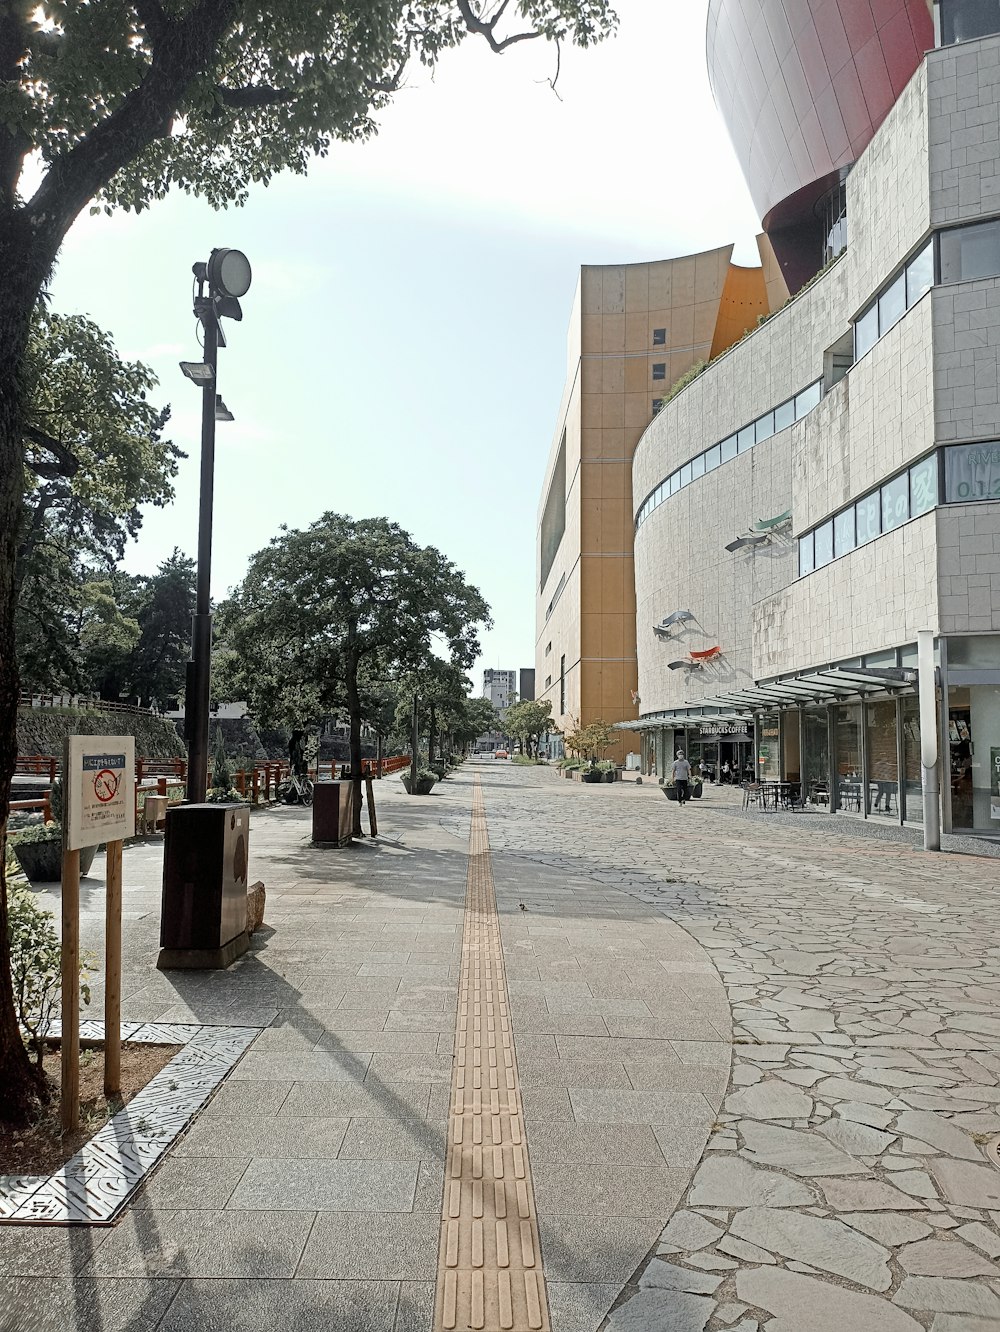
[2,761,1000,1331]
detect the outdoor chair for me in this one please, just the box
[742,782,764,811]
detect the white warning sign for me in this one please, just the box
[65,736,136,850]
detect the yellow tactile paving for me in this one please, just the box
[433,778,550,1332]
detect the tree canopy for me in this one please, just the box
[218,512,491,827]
[503,698,552,755]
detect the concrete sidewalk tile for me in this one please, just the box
[365,1053,455,1084]
[132,1156,249,1208]
[174,1116,351,1159]
[0,1277,180,1332]
[568,1087,715,1126]
[230,1050,372,1082]
[279,1080,434,1119]
[537,1215,666,1282]
[546,1281,621,1332]
[531,1162,689,1217]
[394,1282,436,1332]
[81,1209,313,1277]
[296,1211,440,1279]
[0,1225,108,1277]
[525,1123,667,1165]
[225,1158,419,1211]
[338,1118,448,1161]
[157,1278,399,1332]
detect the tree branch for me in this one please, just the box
[22,426,79,479]
[456,0,544,52]
[0,5,32,203]
[23,0,241,274]
[216,83,297,109]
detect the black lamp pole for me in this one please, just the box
[182,248,251,804]
[185,305,219,803]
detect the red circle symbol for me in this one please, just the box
[94,769,119,802]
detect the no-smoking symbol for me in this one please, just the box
[93,769,120,803]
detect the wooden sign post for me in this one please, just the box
[62,736,135,1128]
[365,777,378,838]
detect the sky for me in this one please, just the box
[45,0,761,694]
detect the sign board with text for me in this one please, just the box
[992,746,1000,822]
[65,736,135,850]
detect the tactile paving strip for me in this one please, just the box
[433,778,550,1332]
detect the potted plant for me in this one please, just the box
[661,777,703,802]
[401,768,437,795]
[10,778,97,881]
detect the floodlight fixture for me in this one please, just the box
[180,360,215,385]
[215,395,234,422]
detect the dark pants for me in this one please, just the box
[675,779,689,804]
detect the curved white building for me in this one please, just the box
[632,31,1000,834]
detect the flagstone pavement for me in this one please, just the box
[2,761,1000,1332]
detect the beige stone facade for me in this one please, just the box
[535,251,769,763]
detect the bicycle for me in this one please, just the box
[280,770,314,806]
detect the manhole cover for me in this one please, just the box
[984,1136,1000,1170]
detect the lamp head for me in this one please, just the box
[207,247,252,299]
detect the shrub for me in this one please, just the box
[7,876,92,1065]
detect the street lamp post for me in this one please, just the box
[180,248,251,803]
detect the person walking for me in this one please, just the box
[672,751,692,805]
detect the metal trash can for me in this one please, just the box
[157,803,251,969]
[312,781,354,847]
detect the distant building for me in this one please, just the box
[483,669,517,718]
[519,669,535,702]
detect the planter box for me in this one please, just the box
[401,775,436,795]
[580,771,603,784]
[662,785,703,801]
[13,838,96,882]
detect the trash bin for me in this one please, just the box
[157,803,251,969]
[312,781,354,847]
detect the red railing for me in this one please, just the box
[14,755,58,780]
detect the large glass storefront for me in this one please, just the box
[637,635,1000,834]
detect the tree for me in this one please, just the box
[460,695,502,751]
[0,0,616,1124]
[218,513,491,831]
[16,309,178,694]
[123,550,196,708]
[504,698,552,757]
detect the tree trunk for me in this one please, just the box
[409,693,419,793]
[0,234,51,1124]
[428,702,436,766]
[345,640,364,838]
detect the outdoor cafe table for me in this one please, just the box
[759,780,801,810]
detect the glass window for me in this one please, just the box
[755,411,775,443]
[834,508,856,557]
[856,492,881,545]
[652,328,666,345]
[774,399,795,432]
[940,0,1000,44]
[834,703,863,812]
[691,452,706,479]
[803,709,831,806]
[866,698,899,820]
[652,362,667,380]
[944,441,1000,501]
[909,454,939,516]
[906,239,934,306]
[947,635,1000,667]
[721,435,737,463]
[940,218,1000,283]
[799,533,815,577]
[737,425,755,454]
[855,303,879,359]
[795,381,822,416]
[881,473,910,532]
[652,398,664,414]
[705,444,722,472]
[901,695,921,823]
[878,272,906,336]
[814,520,834,568]
[669,471,680,495]
[680,462,693,487]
